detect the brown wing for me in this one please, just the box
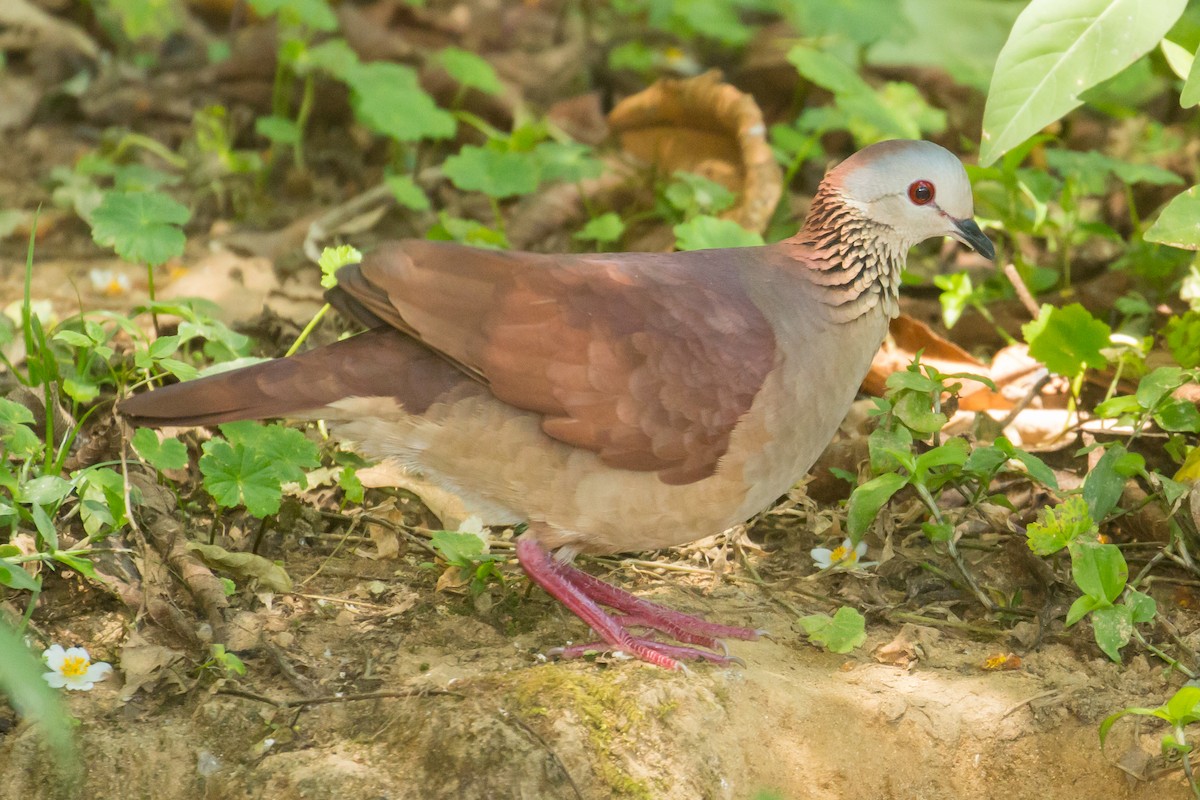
[328,241,778,484]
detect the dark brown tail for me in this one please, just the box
[119,327,472,428]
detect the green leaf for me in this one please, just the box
[219,421,320,486]
[429,530,503,568]
[443,145,541,199]
[1164,311,1200,367]
[980,0,1187,165]
[673,216,764,251]
[384,173,431,212]
[434,47,502,96]
[0,620,77,769]
[1125,590,1157,624]
[20,475,73,506]
[90,191,190,267]
[1099,704,1158,746]
[337,466,363,504]
[1026,495,1096,555]
[248,0,337,31]
[131,428,188,472]
[868,423,914,474]
[891,389,948,435]
[1044,150,1182,193]
[1161,39,1193,81]
[913,438,968,482]
[1083,443,1143,521]
[1183,41,1200,107]
[1145,185,1200,250]
[426,215,508,249]
[846,472,909,538]
[343,62,456,142]
[867,0,1021,91]
[0,398,40,458]
[574,213,625,245]
[1135,366,1185,410]
[199,439,282,518]
[1090,604,1134,661]
[1069,540,1127,604]
[534,142,605,185]
[30,503,57,550]
[302,38,360,79]
[52,551,98,581]
[74,466,127,537]
[1022,303,1111,379]
[1162,685,1200,725]
[996,437,1059,489]
[799,606,867,654]
[1155,398,1200,432]
[1065,593,1102,627]
[317,245,362,288]
[665,172,737,216]
[788,45,923,142]
[935,271,973,329]
[255,115,301,145]
[0,561,40,591]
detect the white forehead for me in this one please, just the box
[830,140,974,218]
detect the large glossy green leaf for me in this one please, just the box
[1145,185,1200,249]
[980,0,1186,165]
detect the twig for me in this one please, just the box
[1002,689,1062,719]
[217,686,462,708]
[994,370,1054,430]
[1003,262,1040,318]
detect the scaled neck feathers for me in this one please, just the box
[785,181,906,323]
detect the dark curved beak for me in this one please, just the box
[952,218,995,261]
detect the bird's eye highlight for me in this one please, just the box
[907,180,935,205]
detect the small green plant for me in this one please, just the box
[845,357,1054,544]
[1023,444,1163,663]
[426,529,506,597]
[1095,367,1200,437]
[197,643,247,679]
[198,421,321,519]
[798,606,867,654]
[1101,683,1200,798]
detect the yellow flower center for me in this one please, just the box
[60,655,89,678]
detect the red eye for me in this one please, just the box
[908,180,935,205]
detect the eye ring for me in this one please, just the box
[908,180,935,205]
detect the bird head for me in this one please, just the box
[827,139,995,260]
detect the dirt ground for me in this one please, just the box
[0,531,1191,800]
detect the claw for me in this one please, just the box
[518,538,757,670]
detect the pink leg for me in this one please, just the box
[516,538,758,669]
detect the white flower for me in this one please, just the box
[811,538,869,571]
[41,644,113,691]
[88,268,132,297]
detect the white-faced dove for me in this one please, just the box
[121,139,994,670]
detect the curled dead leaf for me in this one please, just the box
[186,542,294,593]
[864,315,991,399]
[608,70,782,235]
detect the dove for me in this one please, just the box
[121,139,994,669]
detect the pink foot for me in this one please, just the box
[516,538,760,670]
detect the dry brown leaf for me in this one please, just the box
[607,70,782,235]
[864,315,990,398]
[161,249,279,323]
[872,623,940,669]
